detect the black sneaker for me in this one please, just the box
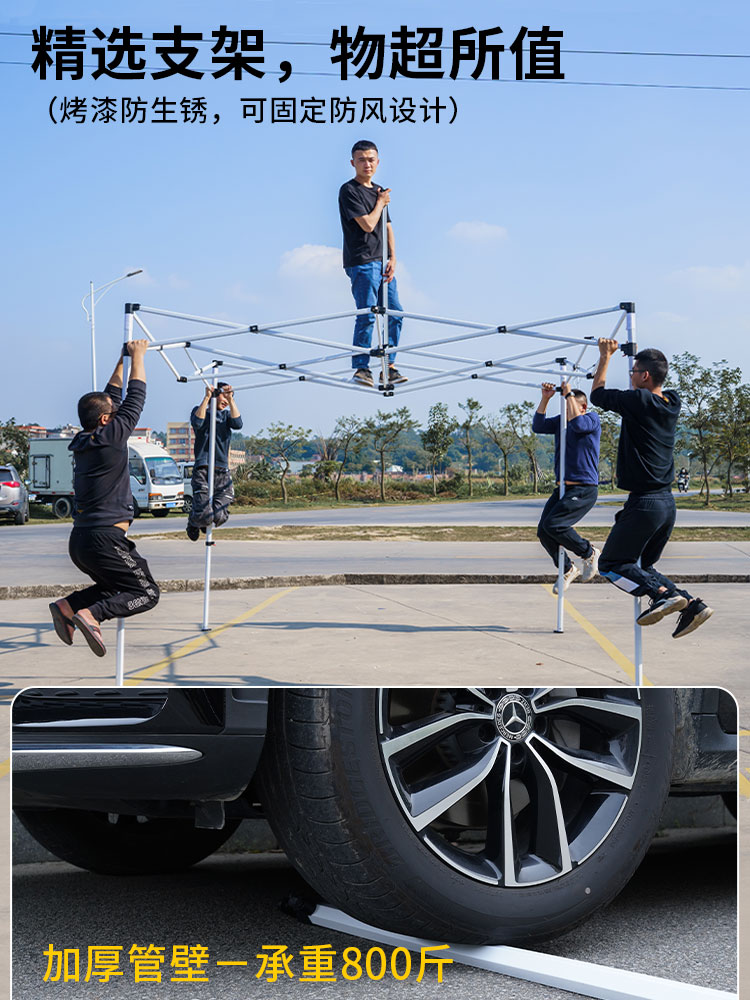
[352,367,374,387]
[636,594,688,626]
[379,366,408,385]
[186,524,200,541]
[672,599,714,639]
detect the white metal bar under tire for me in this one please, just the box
[309,905,735,1000]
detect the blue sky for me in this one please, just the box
[2,0,749,437]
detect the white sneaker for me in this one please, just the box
[581,546,600,582]
[553,564,580,594]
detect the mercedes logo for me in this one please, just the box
[494,693,534,742]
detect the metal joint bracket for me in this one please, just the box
[250,325,259,332]
[585,373,594,379]
[279,363,287,370]
[124,302,140,314]
[471,373,478,379]
[298,375,306,381]
[370,305,386,314]
[555,357,567,365]
[184,341,191,348]
[619,301,635,313]
[620,342,636,357]
[497,325,507,333]
[212,360,223,366]
[178,376,188,383]
[369,347,385,357]
[205,540,215,547]
[484,360,494,367]
[383,390,394,397]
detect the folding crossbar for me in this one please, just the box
[112,283,642,688]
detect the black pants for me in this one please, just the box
[66,526,160,623]
[537,485,598,572]
[599,490,692,601]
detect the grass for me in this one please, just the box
[155,524,750,543]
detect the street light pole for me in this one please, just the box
[82,269,143,391]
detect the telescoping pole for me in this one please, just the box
[115,307,134,685]
[555,363,567,633]
[624,303,642,685]
[201,373,218,631]
[379,207,389,386]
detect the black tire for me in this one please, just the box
[14,508,25,525]
[257,688,676,945]
[132,497,141,518]
[52,497,73,519]
[152,509,169,518]
[183,495,193,514]
[14,808,241,875]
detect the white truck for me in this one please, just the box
[29,438,184,519]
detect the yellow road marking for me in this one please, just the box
[739,770,750,799]
[125,588,298,686]
[739,729,750,736]
[0,757,9,779]
[541,584,650,685]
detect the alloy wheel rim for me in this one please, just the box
[377,688,643,887]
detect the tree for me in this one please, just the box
[363,407,418,502]
[257,423,311,504]
[504,401,543,493]
[483,411,517,496]
[671,353,728,505]
[710,371,750,495]
[458,398,482,497]
[0,419,30,476]
[330,415,365,502]
[421,403,459,497]
[597,411,620,488]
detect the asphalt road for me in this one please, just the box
[11,829,737,999]
[3,495,750,546]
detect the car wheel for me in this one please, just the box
[257,687,675,945]
[52,497,73,519]
[14,808,241,875]
[152,509,169,518]
[132,497,141,518]
[14,509,25,525]
[183,495,193,514]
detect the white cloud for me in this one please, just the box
[167,273,190,291]
[448,221,508,244]
[670,260,750,292]
[279,244,342,280]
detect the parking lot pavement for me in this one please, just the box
[0,583,745,691]
[10,825,737,999]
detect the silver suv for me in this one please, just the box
[0,464,29,524]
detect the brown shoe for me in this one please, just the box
[49,600,74,646]
[72,612,107,657]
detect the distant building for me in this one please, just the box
[47,424,81,438]
[166,421,195,463]
[132,427,156,443]
[16,424,48,439]
[228,448,246,470]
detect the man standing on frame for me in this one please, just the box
[591,339,713,638]
[339,139,407,389]
[186,382,243,541]
[533,381,601,591]
[48,340,160,657]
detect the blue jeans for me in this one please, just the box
[346,261,403,369]
[599,489,692,601]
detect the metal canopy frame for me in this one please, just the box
[115,285,642,688]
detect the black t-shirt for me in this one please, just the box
[590,386,681,493]
[338,178,391,268]
[69,379,147,527]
